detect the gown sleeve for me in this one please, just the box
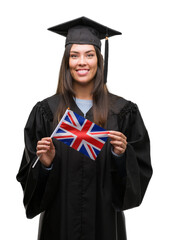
[16,101,59,219]
[114,102,153,211]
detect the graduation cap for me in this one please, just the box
[48,16,121,83]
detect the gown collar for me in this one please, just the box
[69,97,93,120]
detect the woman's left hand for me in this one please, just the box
[108,131,127,155]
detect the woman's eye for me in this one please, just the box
[87,54,94,58]
[70,54,78,59]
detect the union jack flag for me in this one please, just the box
[51,109,109,160]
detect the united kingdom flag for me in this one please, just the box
[51,109,109,160]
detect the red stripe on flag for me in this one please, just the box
[87,144,96,160]
[90,131,109,135]
[68,111,76,126]
[53,135,74,139]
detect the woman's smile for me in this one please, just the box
[76,69,90,76]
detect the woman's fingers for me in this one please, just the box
[37,139,50,155]
[37,138,54,149]
[110,139,126,149]
[37,141,50,150]
[108,131,127,155]
[37,137,53,145]
[36,137,55,167]
[108,131,127,140]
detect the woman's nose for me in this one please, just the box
[78,55,86,65]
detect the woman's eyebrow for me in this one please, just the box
[86,50,95,53]
[70,50,95,54]
[70,51,79,53]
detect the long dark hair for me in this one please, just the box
[55,44,109,127]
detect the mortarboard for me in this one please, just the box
[48,16,121,83]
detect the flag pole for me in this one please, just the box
[32,108,70,168]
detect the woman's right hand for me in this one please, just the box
[36,137,55,167]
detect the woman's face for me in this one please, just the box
[69,44,98,85]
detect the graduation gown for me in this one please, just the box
[16,93,153,240]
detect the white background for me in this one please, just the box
[0,0,168,239]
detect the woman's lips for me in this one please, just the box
[76,69,89,76]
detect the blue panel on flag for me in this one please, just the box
[99,137,108,142]
[74,112,85,126]
[92,146,100,156]
[59,138,74,146]
[65,115,72,124]
[79,145,90,158]
[91,123,105,132]
[56,128,66,134]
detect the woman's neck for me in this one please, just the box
[73,81,93,100]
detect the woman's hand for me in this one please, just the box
[36,137,55,167]
[108,131,127,156]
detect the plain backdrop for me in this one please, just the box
[0,0,168,239]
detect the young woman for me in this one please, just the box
[17,17,153,240]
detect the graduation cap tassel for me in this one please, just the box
[104,36,109,84]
